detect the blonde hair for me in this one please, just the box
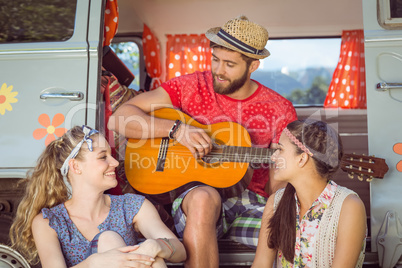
[9,126,95,264]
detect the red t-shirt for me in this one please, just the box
[161,71,297,197]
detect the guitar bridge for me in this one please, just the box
[156,137,169,172]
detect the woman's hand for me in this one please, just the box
[151,257,167,268]
[130,239,161,259]
[86,245,155,268]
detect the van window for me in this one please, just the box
[391,0,402,18]
[252,38,341,106]
[110,40,142,91]
[378,0,402,28]
[0,0,77,43]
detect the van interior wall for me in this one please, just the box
[117,0,364,80]
[117,0,364,36]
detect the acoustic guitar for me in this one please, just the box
[125,108,273,203]
[125,108,389,203]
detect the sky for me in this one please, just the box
[259,38,342,72]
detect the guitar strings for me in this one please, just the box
[159,149,271,156]
[160,151,272,162]
[161,151,270,157]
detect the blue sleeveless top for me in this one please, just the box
[42,194,145,267]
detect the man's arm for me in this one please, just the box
[107,87,174,139]
[107,86,212,157]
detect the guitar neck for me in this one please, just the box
[222,146,274,163]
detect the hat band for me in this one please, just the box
[217,29,263,56]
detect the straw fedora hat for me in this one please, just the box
[205,15,270,59]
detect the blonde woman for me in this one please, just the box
[252,120,366,268]
[10,125,186,268]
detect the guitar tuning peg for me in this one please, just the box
[348,173,354,179]
[357,175,363,181]
[366,177,373,182]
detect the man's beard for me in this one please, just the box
[212,70,248,95]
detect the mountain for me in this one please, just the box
[251,67,335,96]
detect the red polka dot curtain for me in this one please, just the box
[143,24,163,90]
[324,30,366,109]
[165,34,212,81]
[103,0,118,47]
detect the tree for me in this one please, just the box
[0,0,76,43]
[287,76,328,105]
[110,42,140,90]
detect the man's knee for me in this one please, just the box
[182,187,221,219]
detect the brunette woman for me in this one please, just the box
[252,119,366,268]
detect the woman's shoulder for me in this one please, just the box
[41,203,65,220]
[334,185,360,201]
[32,210,61,236]
[107,194,146,225]
[32,212,48,228]
[272,188,286,210]
[109,193,145,210]
[342,192,365,211]
[32,212,58,240]
[274,187,286,196]
[335,185,366,218]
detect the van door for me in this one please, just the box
[362,0,402,267]
[0,1,103,177]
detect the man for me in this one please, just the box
[108,15,297,268]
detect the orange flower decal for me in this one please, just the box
[394,143,402,172]
[33,113,67,146]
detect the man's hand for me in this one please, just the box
[175,124,212,158]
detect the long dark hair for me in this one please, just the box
[267,119,343,263]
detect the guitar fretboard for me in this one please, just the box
[222,146,274,163]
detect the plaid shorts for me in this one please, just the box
[171,187,266,249]
[223,189,267,248]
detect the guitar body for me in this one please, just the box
[125,108,252,203]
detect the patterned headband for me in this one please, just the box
[283,128,313,157]
[60,125,99,177]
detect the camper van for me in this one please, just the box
[0,0,401,267]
